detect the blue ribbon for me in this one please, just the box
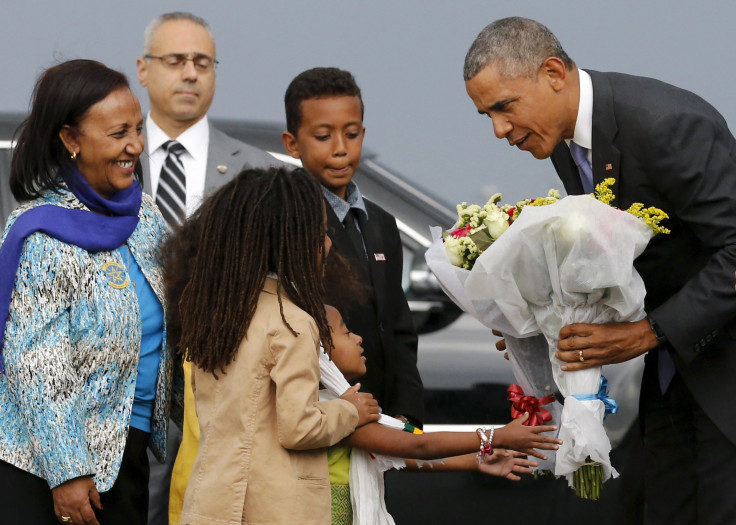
[572,376,619,419]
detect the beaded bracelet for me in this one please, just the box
[476,426,494,464]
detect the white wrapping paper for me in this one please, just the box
[427,195,654,486]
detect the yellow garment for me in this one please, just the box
[328,444,351,485]
[328,445,352,524]
[168,359,197,525]
[331,482,352,525]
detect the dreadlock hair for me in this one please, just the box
[162,166,332,376]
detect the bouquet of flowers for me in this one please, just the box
[425,179,668,499]
[443,190,561,270]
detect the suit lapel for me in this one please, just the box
[551,142,585,195]
[204,124,237,194]
[141,128,152,194]
[588,70,622,206]
[325,201,386,318]
[326,204,368,280]
[359,203,387,320]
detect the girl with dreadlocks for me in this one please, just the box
[164,167,380,525]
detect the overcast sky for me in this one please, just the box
[2,1,735,211]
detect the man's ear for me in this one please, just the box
[281,131,301,159]
[58,125,79,156]
[136,57,149,87]
[541,57,568,92]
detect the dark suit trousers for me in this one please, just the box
[641,354,736,525]
[147,421,182,525]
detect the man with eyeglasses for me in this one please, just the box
[137,11,278,225]
[136,11,280,525]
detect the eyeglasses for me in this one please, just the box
[144,53,218,72]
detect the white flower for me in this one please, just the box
[483,205,510,240]
[444,236,465,267]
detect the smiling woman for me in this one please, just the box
[58,88,144,199]
[0,59,178,525]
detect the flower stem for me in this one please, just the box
[572,457,603,500]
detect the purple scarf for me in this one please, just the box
[0,166,141,372]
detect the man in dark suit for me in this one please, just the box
[281,67,424,427]
[136,12,279,525]
[464,17,736,525]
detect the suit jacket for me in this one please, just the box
[325,199,424,425]
[141,121,280,199]
[0,190,173,491]
[180,278,358,525]
[551,70,736,444]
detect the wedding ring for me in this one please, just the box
[60,517,72,523]
[579,350,585,362]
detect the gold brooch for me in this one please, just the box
[103,260,130,289]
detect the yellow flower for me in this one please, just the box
[593,178,670,235]
[594,178,616,204]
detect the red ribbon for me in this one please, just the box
[507,384,555,427]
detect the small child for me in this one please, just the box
[322,305,562,524]
[163,167,380,524]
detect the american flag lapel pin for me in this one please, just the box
[605,163,613,171]
[374,253,386,261]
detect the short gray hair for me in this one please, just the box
[142,12,215,56]
[463,17,574,81]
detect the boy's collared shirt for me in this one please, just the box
[321,181,369,225]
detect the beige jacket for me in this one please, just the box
[180,278,359,524]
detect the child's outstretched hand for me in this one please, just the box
[494,412,561,460]
[340,384,380,427]
[478,449,538,481]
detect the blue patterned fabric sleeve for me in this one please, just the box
[2,233,95,488]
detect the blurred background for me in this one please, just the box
[2,1,735,208]
[1,3,731,522]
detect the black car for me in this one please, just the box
[0,114,644,524]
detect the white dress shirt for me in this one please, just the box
[145,114,210,217]
[566,68,594,165]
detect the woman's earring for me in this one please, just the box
[71,151,78,160]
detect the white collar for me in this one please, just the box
[567,69,593,149]
[145,113,209,160]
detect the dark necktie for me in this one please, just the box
[343,208,369,273]
[569,141,594,194]
[156,140,187,227]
